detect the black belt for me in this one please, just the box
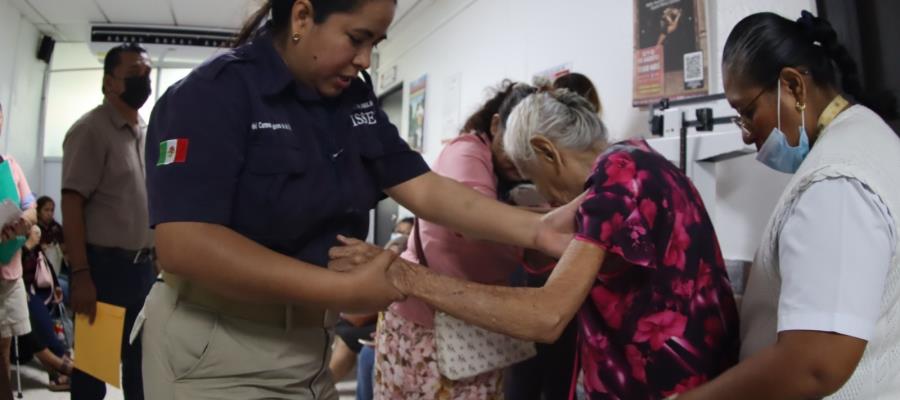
[86,244,156,264]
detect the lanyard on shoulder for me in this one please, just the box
[816,95,850,132]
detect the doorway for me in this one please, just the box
[373,84,404,247]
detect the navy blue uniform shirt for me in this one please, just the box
[146,32,429,268]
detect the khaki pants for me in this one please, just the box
[140,282,338,400]
[0,278,30,338]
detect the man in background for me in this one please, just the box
[62,43,155,400]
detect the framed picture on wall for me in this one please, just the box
[407,75,427,152]
[633,0,710,106]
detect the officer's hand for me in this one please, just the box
[327,235,383,272]
[534,192,585,258]
[71,270,98,323]
[333,238,405,313]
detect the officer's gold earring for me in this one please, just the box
[291,33,302,43]
[795,102,806,112]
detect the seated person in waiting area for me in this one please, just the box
[330,89,740,400]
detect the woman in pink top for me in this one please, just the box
[373,82,537,399]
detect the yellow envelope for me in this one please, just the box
[74,302,126,388]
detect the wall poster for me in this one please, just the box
[633,0,709,106]
[407,75,427,152]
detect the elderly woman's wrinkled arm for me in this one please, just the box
[330,236,605,343]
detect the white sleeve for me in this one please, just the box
[777,178,896,341]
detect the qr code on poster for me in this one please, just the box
[684,51,704,82]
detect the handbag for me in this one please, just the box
[413,219,536,380]
[43,242,65,276]
[35,251,55,291]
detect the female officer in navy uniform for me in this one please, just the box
[140,0,574,399]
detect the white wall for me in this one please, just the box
[0,0,47,190]
[375,0,815,261]
[378,0,816,157]
[42,42,192,158]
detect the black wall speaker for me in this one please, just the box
[36,35,55,64]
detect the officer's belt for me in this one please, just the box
[161,271,327,330]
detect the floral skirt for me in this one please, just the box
[373,310,504,400]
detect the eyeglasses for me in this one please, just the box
[731,86,769,134]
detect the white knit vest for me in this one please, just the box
[740,105,900,399]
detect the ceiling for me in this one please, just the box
[9,0,420,42]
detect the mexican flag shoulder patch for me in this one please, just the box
[157,138,189,166]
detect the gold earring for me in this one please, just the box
[291,33,301,43]
[796,102,806,112]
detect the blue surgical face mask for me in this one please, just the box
[756,83,809,174]
[389,232,405,242]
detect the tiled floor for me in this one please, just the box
[10,362,357,400]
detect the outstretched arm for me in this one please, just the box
[677,331,865,400]
[386,172,580,258]
[331,237,605,342]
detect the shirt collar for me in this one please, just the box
[102,99,129,128]
[101,99,145,136]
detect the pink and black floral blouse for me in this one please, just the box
[574,139,740,399]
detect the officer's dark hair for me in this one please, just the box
[553,73,602,115]
[102,43,148,95]
[236,0,397,47]
[724,11,898,122]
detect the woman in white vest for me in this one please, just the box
[676,10,900,400]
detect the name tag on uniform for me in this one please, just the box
[251,121,293,132]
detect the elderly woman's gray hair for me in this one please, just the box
[503,89,609,168]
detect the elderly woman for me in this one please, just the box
[331,89,740,399]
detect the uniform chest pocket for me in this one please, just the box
[237,144,311,230]
[244,144,307,175]
[353,127,386,161]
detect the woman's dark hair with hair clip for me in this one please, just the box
[461,81,545,140]
[461,80,518,139]
[457,81,540,201]
[498,83,544,131]
[724,10,898,122]
[235,0,395,47]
